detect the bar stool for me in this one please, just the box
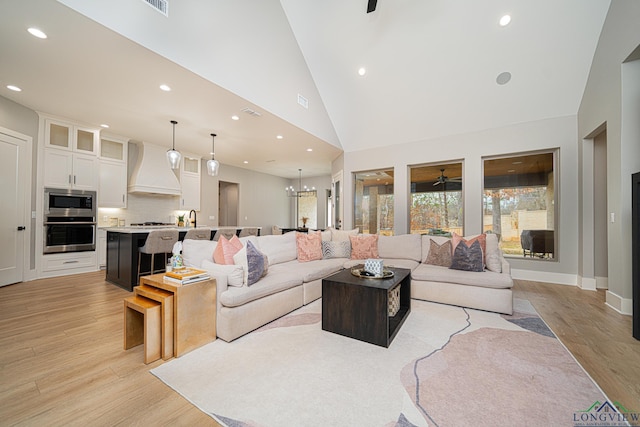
[213,229,236,241]
[238,227,259,237]
[137,229,179,283]
[184,227,212,240]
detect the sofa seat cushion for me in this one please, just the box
[412,264,513,289]
[378,234,422,262]
[219,271,302,308]
[270,258,346,283]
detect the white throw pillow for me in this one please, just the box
[331,228,359,242]
[485,233,502,273]
[201,259,244,287]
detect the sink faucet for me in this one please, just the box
[188,210,197,228]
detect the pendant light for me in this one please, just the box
[166,120,181,169]
[207,133,220,176]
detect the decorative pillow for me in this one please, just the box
[213,235,243,265]
[425,239,453,267]
[322,241,351,259]
[450,239,484,272]
[349,234,379,260]
[296,231,323,262]
[452,233,487,264]
[331,228,359,242]
[233,241,268,286]
[484,233,502,273]
[201,259,244,287]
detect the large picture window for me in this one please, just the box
[409,162,463,236]
[353,169,394,235]
[483,151,556,259]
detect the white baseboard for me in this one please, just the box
[511,269,577,286]
[605,290,632,315]
[579,276,597,291]
[595,276,608,289]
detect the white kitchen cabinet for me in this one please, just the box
[180,155,201,211]
[43,149,98,191]
[97,229,107,268]
[45,119,98,155]
[40,251,98,278]
[98,136,128,208]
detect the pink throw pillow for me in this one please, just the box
[296,231,323,262]
[213,235,243,265]
[349,234,379,260]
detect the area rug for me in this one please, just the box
[151,299,610,426]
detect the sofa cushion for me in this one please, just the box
[213,235,243,265]
[452,233,487,264]
[424,239,452,267]
[296,231,323,262]
[218,270,303,308]
[182,239,217,268]
[322,241,351,259]
[450,239,484,272]
[331,228,359,242]
[201,259,244,287]
[256,231,297,266]
[412,264,513,289]
[271,258,345,283]
[377,234,422,262]
[350,234,379,259]
[485,233,502,273]
[233,241,268,286]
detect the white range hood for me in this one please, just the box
[128,141,181,195]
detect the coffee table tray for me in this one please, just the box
[350,268,394,279]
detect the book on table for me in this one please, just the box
[164,267,210,284]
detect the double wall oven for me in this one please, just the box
[44,188,96,254]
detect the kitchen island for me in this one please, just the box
[105,226,261,291]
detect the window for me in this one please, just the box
[409,162,463,236]
[353,169,394,235]
[483,151,556,259]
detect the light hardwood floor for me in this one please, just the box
[1,272,639,426]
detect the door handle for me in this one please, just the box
[17,226,26,231]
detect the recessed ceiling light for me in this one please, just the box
[100,124,110,128]
[27,27,47,39]
[231,115,239,121]
[276,135,284,140]
[496,71,512,85]
[243,160,249,164]
[159,84,171,91]
[306,148,313,152]
[499,15,511,26]
[7,85,22,92]
[507,169,516,173]
[358,67,367,76]
[512,161,523,165]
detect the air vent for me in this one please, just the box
[142,0,168,16]
[241,107,262,117]
[297,93,309,109]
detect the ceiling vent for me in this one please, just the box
[241,107,262,117]
[142,0,168,16]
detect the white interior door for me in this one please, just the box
[332,171,343,230]
[0,131,27,286]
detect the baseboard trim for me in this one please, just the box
[511,269,577,286]
[579,276,597,291]
[605,290,632,315]
[595,276,608,289]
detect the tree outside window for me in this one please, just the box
[410,162,463,236]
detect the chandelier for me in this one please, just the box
[286,169,316,197]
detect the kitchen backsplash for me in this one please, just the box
[97,193,185,227]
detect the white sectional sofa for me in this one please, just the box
[181,230,513,342]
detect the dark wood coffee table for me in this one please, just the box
[322,266,411,347]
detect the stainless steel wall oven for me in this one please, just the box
[44,188,96,254]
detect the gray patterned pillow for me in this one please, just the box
[450,239,484,272]
[322,241,351,259]
[246,241,267,285]
[425,239,452,267]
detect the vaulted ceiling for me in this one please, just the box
[0,0,610,178]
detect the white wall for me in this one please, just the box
[341,115,580,280]
[578,0,640,313]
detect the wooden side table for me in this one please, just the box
[138,274,217,357]
[134,284,174,360]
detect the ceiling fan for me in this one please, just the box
[433,169,462,186]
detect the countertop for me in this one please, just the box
[103,225,261,234]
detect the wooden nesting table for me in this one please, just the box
[135,273,216,358]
